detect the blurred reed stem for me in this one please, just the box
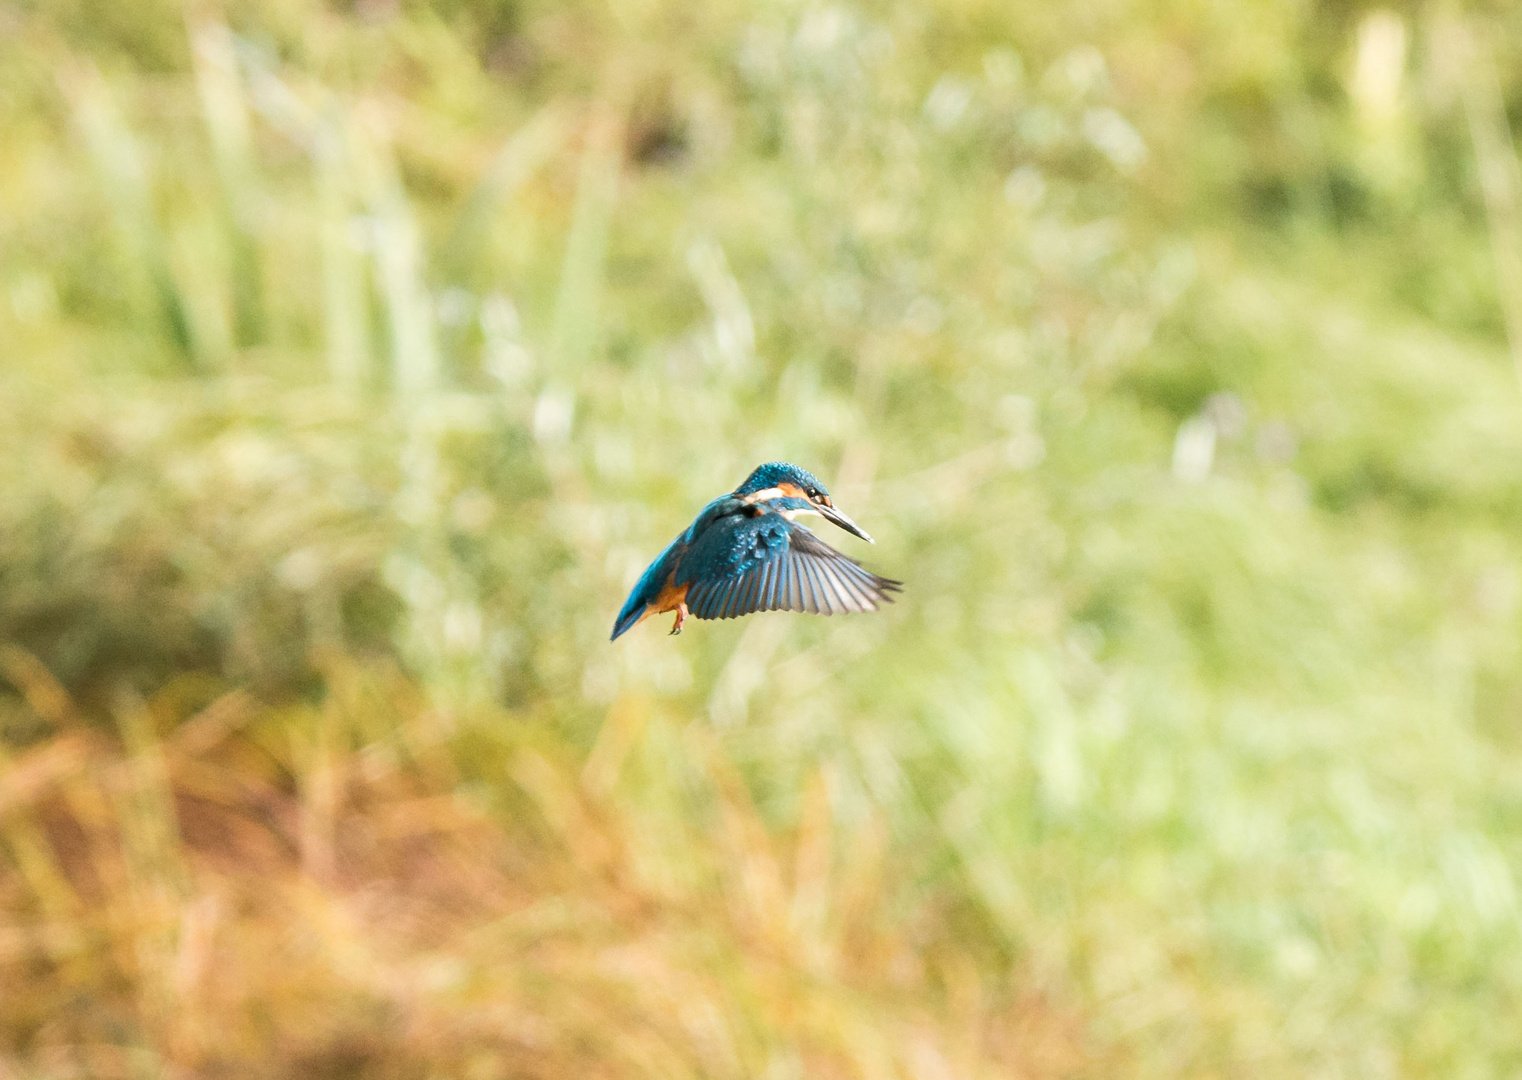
[316,112,372,394]
[550,101,625,374]
[60,67,199,371]
[297,701,343,884]
[1454,21,1522,396]
[536,97,625,497]
[191,20,266,350]
[354,120,439,401]
[0,739,81,922]
[110,687,190,1042]
[0,646,83,923]
[110,688,188,901]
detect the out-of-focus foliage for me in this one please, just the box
[4,0,1522,1076]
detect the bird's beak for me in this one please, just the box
[816,498,874,543]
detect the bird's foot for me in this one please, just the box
[669,602,689,635]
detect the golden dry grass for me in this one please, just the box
[1,650,1095,1079]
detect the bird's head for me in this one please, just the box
[734,462,874,543]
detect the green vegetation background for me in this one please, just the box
[4,0,1522,1075]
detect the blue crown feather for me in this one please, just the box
[734,462,828,497]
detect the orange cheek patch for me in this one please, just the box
[777,482,806,499]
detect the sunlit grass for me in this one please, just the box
[4,1,1522,1076]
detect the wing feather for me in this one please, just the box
[702,577,727,619]
[676,513,901,622]
[813,562,836,612]
[723,575,745,619]
[800,559,824,613]
[796,560,816,612]
[809,558,845,614]
[743,567,762,615]
[805,558,835,613]
[825,563,859,613]
[825,558,857,613]
[839,562,876,608]
[814,559,845,613]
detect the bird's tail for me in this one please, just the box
[612,538,682,642]
[610,597,647,641]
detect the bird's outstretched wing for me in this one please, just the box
[679,513,902,620]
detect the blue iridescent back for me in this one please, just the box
[676,512,792,587]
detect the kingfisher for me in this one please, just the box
[611,462,902,640]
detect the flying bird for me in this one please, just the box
[611,462,902,640]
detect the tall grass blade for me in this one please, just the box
[1452,19,1522,397]
[355,123,439,399]
[316,113,371,392]
[0,740,82,922]
[60,66,198,370]
[110,686,189,1043]
[191,19,266,348]
[550,102,623,373]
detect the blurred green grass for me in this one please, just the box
[5,0,1522,1076]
